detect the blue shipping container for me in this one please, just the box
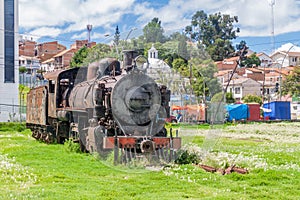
[263,101,291,120]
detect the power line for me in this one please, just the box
[2,27,300,54]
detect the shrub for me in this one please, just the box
[64,139,81,153]
[175,149,200,165]
[0,122,26,132]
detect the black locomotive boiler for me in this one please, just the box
[26,50,181,163]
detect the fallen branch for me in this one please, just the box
[197,164,248,175]
[199,164,217,173]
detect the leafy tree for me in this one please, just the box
[82,43,117,66]
[169,31,186,41]
[186,10,239,61]
[211,92,235,103]
[70,46,89,68]
[172,58,188,75]
[242,53,261,68]
[19,66,27,84]
[281,66,300,96]
[211,92,223,102]
[143,17,166,43]
[190,58,221,98]
[236,40,248,58]
[226,92,235,103]
[114,25,120,46]
[19,66,27,73]
[177,34,189,60]
[242,94,263,105]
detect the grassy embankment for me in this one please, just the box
[0,122,299,199]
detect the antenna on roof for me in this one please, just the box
[87,24,93,43]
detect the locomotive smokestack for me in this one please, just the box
[122,50,139,71]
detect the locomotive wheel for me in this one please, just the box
[57,136,67,144]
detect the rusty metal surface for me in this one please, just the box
[44,70,64,80]
[103,137,181,150]
[48,93,56,118]
[26,86,48,125]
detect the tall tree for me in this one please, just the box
[70,46,89,68]
[81,43,117,66]
[178,35,189,60]
[143,17,166,43]
[242,53,261,68]
[190,59,221,98]
[236,40,248,58]
[114,25,120,46]
[281,66,300,96]
[186,10,239,61]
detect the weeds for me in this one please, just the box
[63,139,81,153]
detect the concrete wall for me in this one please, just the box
[0,0,20,122]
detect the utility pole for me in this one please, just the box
[269,0,275,53]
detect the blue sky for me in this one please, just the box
[19,0,300,54]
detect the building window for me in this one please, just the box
[292,57,297,62]
[235,87,240,94]
[4,0,15,83]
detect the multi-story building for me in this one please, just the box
[0,0,19,122]
[19,36,36,57]
[36,41,66,62]
[19,55,42,87]
[271,51,300,68]
[224,77,262,101]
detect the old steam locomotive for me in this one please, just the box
[26,50,181,163]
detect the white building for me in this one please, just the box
[271,51,300,68]
[146,44,191,105]
[256,52,273,68]
[146,44,173,83]
[270,43,300,68]
[224,77,262,101]
[0,0,19,121]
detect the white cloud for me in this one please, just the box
[24,27,62,41]
[19,0,134,31]
[19,0,300,40]
[132,0,300,37]
[70,32,87,40]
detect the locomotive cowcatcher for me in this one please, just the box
[26,50,181,163]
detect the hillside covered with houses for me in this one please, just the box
[19,36,298,102]
[17,37,300,121]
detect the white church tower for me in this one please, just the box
[148,44,158,61]
[0,0,19,121]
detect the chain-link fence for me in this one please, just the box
[0,104,26,122]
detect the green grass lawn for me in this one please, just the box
[0,122,299,199]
